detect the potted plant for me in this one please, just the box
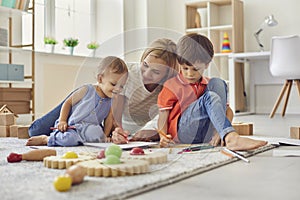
[87,42,99,57]
[63,38,79,55]
[44,37,58,53]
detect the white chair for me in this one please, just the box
[269,35,300,118]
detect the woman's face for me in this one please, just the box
[140,53,169,85]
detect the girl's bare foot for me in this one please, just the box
[26,135,48,146]
[225,132,267,151]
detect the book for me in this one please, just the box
[84,141,158,150]
[22,0,30,11]
[18,0,29,11]
[14,0,20,9]
[242,135,300,146]
[273,149,300,157]
[1,0,16,8]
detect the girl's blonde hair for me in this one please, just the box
[140,38,178,80]
[97,56,128,75]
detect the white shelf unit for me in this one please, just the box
[0,0,35,118]
[185,0,246,112]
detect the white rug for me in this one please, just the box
[0,138,274,200]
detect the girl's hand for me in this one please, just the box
[159,134,174,148]
[111,127,129,144]
[105,136,112,143]
[57,121,68,132]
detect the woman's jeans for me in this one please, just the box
[177,78,235,144]
[28,90,76,137]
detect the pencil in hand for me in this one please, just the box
[156,129,175,144]
[50,126,76,130]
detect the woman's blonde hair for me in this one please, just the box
[140,38,178,80]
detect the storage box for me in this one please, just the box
[0,64,24,81]
[0,101,30,114]
[232,122,253,136]
[0,113,14,126]
[8,64,24,81]
[290,127,300,139]
[0,125,10,137]
[9,125,19,137]
[0,64,8,80]
[0,88,32,101]
[18,125,29,139]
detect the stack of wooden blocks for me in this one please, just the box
[0,105,29,138]
[232,122,253,136]
[290,127,300,139]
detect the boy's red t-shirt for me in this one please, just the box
[158,74,209,139]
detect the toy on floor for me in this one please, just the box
[122,147,168,164]
[53,175,72,192]
[7,149,57,163]
[44,151,94,169]
[76,144,150,177]
[0,104,30,138]
[76,158,149,177]
[53,165,87,192]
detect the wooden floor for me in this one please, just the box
[128,114,300,200]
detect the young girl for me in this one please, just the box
[157,33,267,151]
[26,56,128,146]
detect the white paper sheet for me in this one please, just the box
[242,136,300,146]
[84,141,158,150]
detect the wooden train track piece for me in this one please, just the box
[43,154,94,169]
[76,159,149,177]
[122,148,168,164]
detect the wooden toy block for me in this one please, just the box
[232,122,253,136]
[17,125,30,139]
[290,127,300,139]
[0,113,14,126]
[9,125,19,137]
[0,125,10,137]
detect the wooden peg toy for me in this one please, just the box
[7,149,57,163]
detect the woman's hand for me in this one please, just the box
[131,130,160,142]
[111,127,129,144]
[209,131,224,146]
[159,134,174,148]
[57,121,68,132]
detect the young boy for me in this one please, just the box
[157,33,267,151]
[26,56,128,146]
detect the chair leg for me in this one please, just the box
[295,80,300,98]
[281,80,293,117]
[269,80,289,118]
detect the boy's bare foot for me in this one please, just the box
[225,132,267,151]
[26,135,48,146]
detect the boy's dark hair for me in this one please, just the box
[177,33,214,65]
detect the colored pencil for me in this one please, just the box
[222,147,250,163]
[50,126,76,130]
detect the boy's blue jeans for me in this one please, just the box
[177,78,235,144]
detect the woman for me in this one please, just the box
[111,38,178,143]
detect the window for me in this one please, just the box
[33,0,96,56]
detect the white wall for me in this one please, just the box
[156,0,300,114]
[243,0,300,51]
[33,0,299,115]
[8,0,300,118]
